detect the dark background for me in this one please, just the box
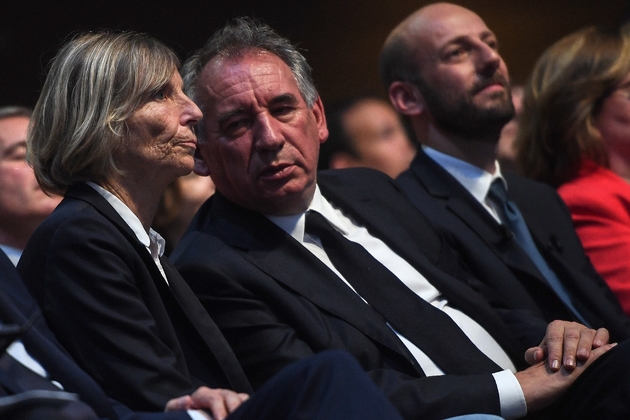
[2,0,629,109]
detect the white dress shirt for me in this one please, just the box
[0,244,21,266]
[423,146,507,223]
[266,186,527,419]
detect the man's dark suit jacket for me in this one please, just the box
[396,149,630,343]
[17,183,251,412]
[172,168,540,419]
[0,249,189,420]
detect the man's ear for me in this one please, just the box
[193,148,211,176]
[311,95,329,144]
[388,81,424,117]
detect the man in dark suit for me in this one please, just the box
[1,246,405,420]
[381,3,630,342]
[172,16,630,420]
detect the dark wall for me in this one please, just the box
[2,0,628,108]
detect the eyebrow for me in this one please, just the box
[217,107,247,126]
[1,141,26,158]
[442,30,497,48]
[268,93,299,107]
[216,93,300,126]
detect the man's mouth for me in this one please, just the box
[258,163,294,180]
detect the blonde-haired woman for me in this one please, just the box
[516,25,630,314]
[18,30,255,414]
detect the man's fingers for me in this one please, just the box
[592,328,610,349]
[575,327,598,361]
[224,392,250,413]
[165,395,194,412]
[544,321,565,371]
[188,387,250,420]
[524,346,545,365]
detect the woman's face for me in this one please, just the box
[596,74,630,157]
[123,70,202,183]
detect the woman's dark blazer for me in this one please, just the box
[17,183,251,412]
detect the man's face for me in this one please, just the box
[411,5,514,138]
[194,50,328,216]
[0,116,60,231]
[342,99,415,178]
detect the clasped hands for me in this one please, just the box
[165,386,250,420]
[162,321,614,417]
[516,320,616,412]
[525,320,612,371]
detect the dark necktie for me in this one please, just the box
[487,180,590,326]
[305,210,501,375]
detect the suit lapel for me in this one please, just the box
[160,261,251,391]
[410,151,548,285]
[65,184,251,392]
[318,170,527,363]
[211,194,421,366]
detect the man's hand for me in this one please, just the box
[524,320,610,371]
[517,341,616,412]
[165,386,250,420]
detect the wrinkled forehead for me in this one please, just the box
[197,51,300,113]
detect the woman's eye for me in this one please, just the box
[154,90,166,100]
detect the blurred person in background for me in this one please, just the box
[516,24,630,315]
[154,173,215,255]
[496,85,523,173]
[0,106,61,265]
[319,95,416,178]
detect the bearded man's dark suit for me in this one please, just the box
[396,149,630,343]
[172,168,551,419]
[17,183,252,412]
[0,248,190,420]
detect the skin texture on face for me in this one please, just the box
[0,116,61,249]
[410,3,514,139]
[119,70,202,189]
[385,3,515,171]
[597,75,630,174]
[335,98,415,178]
[194,50,328,216]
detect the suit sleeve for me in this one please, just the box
[19,212,197,412]
[175,246,503,420]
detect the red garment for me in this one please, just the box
[558,161,630,315]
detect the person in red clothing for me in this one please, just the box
[516,24,630,314]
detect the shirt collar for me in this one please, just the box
[0,244,21,266]
[86,182,166,257]
[265,185,348,242]
[423,146,507,202]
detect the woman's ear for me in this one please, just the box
[388,81,425,117]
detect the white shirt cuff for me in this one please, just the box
[187,409,210,420]
[492,369,527,419]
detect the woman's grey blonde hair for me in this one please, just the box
[28,31,179,194]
